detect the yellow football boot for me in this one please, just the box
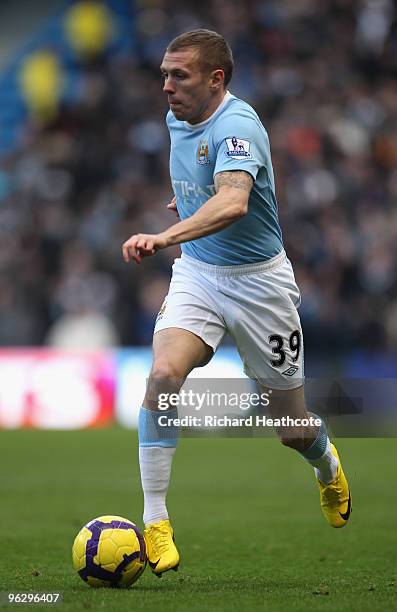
[317,444,352,528]
[144,519,180,576]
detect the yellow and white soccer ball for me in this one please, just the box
[72,515,146,587]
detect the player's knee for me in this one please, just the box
[148,360,184,394]
[150,360,183,382]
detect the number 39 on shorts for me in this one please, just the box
[268,330,301,368]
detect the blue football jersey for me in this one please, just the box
[167,92,284,265]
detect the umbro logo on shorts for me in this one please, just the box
[282,366,299,376]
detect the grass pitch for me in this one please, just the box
[0,429,396,612]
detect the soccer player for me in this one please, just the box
[122,29,351,576]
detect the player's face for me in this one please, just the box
[160,49,218,124]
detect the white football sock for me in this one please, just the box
[307,438,339,484]
[139,446,176,525]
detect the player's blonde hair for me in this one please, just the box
[166,29,234,87]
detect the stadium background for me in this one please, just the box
[0,3,396,611]
[0,0,396,428]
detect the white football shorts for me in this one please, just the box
[154,250,304,390]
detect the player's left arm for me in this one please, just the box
[122,170,253,264]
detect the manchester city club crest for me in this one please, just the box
[197,139,210,164]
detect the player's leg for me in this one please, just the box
[140,327,213,576]
[263,384,351,528]
[265,385,338,486]
[222,254,351,527]
[140,327,212,523]
[139,256,226,575]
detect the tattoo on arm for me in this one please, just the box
[214,171,254,193]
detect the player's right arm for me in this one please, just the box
[158,169,253,244]
[122,170,253,263]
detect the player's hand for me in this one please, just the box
[167,196,179,217]
[122,233,168,264]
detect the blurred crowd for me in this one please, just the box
[0,0,396,356]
